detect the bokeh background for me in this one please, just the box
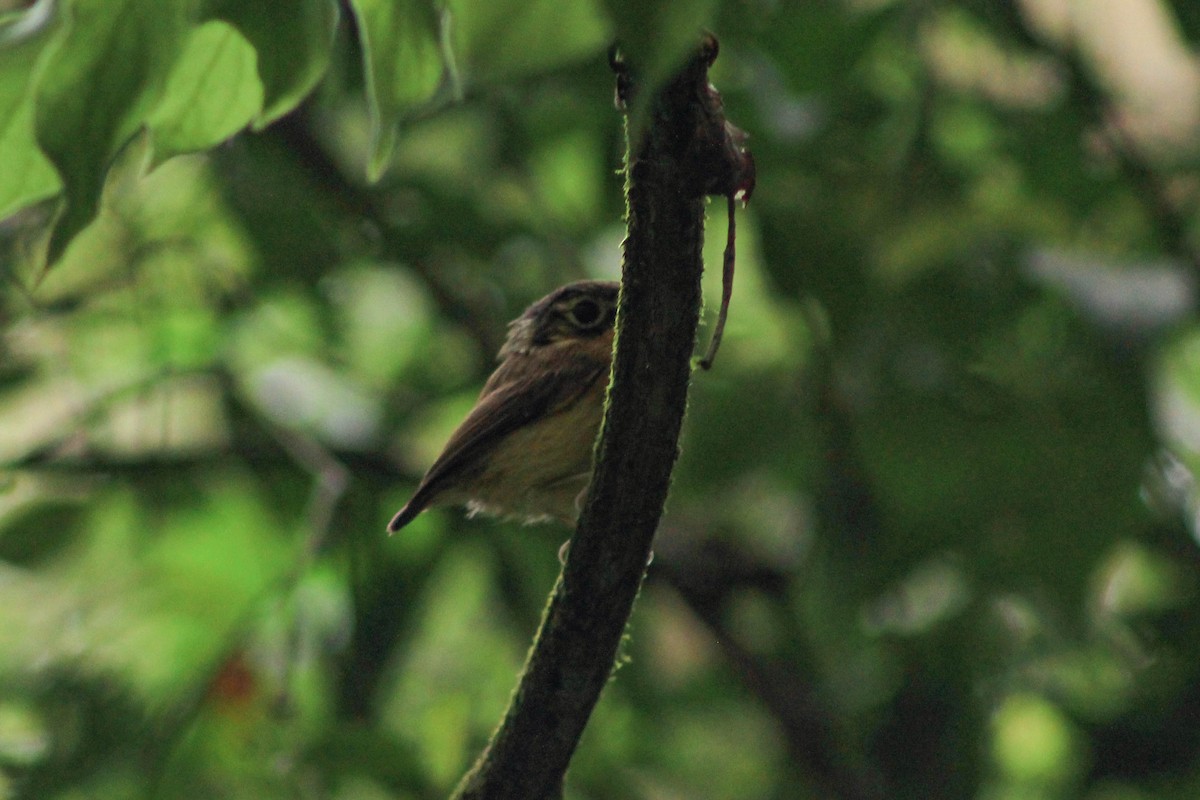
[3,1,1200,798]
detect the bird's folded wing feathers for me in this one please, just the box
[388,354,608,532]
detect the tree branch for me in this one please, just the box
[451,38,746,799]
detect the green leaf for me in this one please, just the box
[348,0,445,182]
[33,0,189,264]
[0,7,62,221]
[446,0,611,85]
[148,21,264,165]
[204,0,338,127]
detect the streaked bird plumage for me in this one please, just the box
[387,280,619,533]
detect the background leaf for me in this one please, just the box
[203,0,338,127]
[5,3,1200,799]
[32,0,188,262]
[148,20,264,165]
[0,11,61,221]
[348,0,444,181]
[446,0,611,85]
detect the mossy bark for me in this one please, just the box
[452,41,741,800]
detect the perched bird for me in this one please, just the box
[388,280,619,533]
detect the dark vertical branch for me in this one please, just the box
[451,37,750,800]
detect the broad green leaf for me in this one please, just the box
[149,21,264,165]
[446,0,611,85]
[348,0,444,181]
[0,94,61,222]
[0,5,61,221]
[33,0,189,263]
[204,0,338,127]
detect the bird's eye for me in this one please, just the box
[567,298,604,329]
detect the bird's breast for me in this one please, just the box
[467,370,608,523]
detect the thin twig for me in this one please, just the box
[699,193,738,369]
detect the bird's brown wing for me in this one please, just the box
[387,352,607,532]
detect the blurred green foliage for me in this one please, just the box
[3,0,1200,798]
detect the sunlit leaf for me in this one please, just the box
[0,7,61,221]
[149,20,264,165]
[32,0,189,263]
[204,0,338,126]
[991,694,1082,785]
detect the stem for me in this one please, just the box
[450,45,721,800]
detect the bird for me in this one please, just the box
[387,280,619,533]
